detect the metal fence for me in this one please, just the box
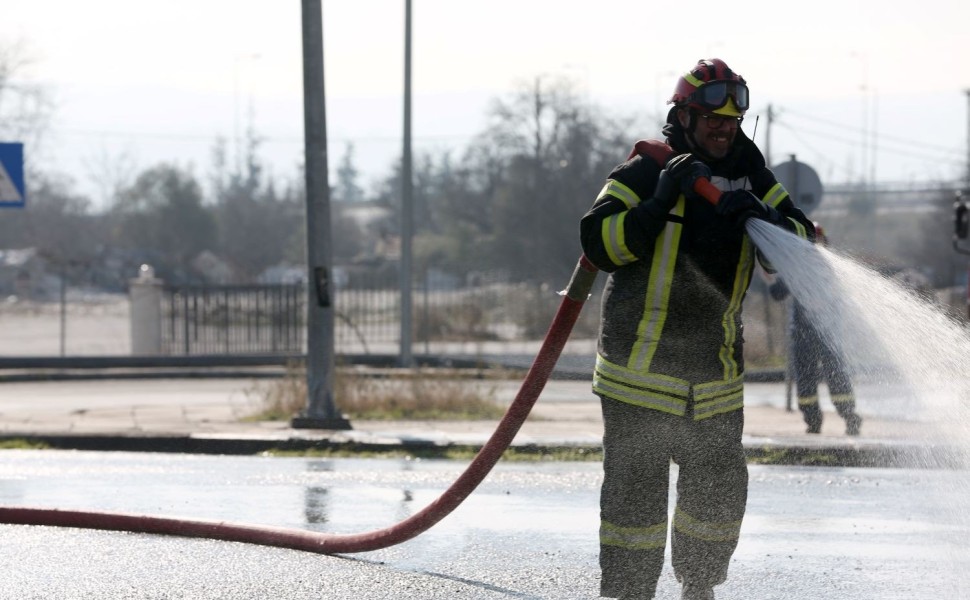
[159,277,604,357]
[162,284,305,355]
[2,273,848,369]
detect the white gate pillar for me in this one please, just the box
[129,264,164,356]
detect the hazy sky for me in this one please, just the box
[4,0,970,210]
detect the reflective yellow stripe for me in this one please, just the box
[673,507,741,543]
[599,179,640,210]
[594,382,687,415]
[596,355,692,396]
[788,217,808,239]
[763,183,788,208]
[593,354,690,416]
[594,354,690,415]
[630,197,685,371]
[694,377,744,399]
[694,376,744,420]
[601,212,637,266]
[718,237,754,380]
[601,519,668,550]
[594,356,744,418]
[831,394,854,405]
[798,395,819,407]
[684,72,705,88]
[695,395,744,420]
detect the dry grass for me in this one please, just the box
[246,362,508,421]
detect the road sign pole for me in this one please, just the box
[0,142,26,208]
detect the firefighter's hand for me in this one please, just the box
[716,190,773,230]
[665,153,711,196]
[639,154,711,219]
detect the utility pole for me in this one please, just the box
[399,0,414,367]
[965,89,970,188]
[764,103,774,167]
[869,90,878,189]
[292,0,350,430]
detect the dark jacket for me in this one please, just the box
[580,111,813,419]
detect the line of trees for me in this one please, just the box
[3,38,961,299]
[1,38,648,292]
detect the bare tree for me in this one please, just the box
[82,145,139,212]
[454,75,640,283]
[0,39,55,170]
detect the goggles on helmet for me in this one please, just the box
[686,80,749,113]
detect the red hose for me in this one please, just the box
[0,255,602,555]
[694,177,722,205]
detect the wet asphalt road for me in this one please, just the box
[1,450,969,599]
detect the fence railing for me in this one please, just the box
[158,277,604,357]
[162,284,305,355]
[3,273,829,368]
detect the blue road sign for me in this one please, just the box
[0,142,25,208]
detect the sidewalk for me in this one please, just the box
[0,376,963,468]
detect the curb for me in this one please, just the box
[2,432,962,469]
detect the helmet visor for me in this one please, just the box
[687,80,749,112]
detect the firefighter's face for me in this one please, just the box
[680,109,739,160]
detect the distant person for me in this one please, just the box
[769,222,862,436]
[580,58,814,600]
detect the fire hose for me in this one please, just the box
[0,171,722,555]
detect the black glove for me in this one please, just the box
[664,153,711,197]
[716,190,778,231]
[638,154,711,218]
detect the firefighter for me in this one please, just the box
[580,58,814,599]
[770,223,863,435]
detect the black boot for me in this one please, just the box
[802,405,822,434]
[681,582,715,600]
[845,413,862,436]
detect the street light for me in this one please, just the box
[292,0,351,431]
[850,51,870,187]
[400,0,414,368]
[233,53,261,175]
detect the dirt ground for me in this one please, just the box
[0,292,790,362]
[0,295,130,356]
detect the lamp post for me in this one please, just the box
[400,0,414,367]
[233,53,261,176]
[292,0,351,430]
[965,89,970,188]
[851,51,870,187]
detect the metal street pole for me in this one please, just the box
[292,0,350,430]
[399,0,414,367]
[965,89,970,188]
[764,103,774,167]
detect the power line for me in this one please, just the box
[771,102,965,184]
[778,107,962,157]
[53,127,476,145]
[775,120,964,168]
[771,121,854,179]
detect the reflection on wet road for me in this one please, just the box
[0,451,968,599]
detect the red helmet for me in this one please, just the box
[669,58,748,117]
